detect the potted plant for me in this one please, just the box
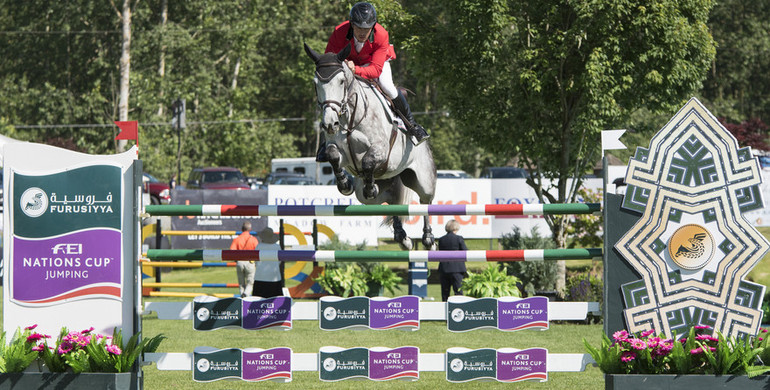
[584,325,770,389]
[314,263,369,297]
[462,265,522,298]
[0,324,165,389]
[364,263,403,297]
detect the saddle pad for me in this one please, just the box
[362,82,408,134]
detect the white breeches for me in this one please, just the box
[377,60,398,99]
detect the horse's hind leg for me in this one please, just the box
[392,216,413,251]
[421,215,434,249]
[327,143,354,195]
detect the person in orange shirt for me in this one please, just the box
[232,221,258,297]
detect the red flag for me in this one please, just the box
[114,121,138,141]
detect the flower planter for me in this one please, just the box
[0,372,139,390]
[606,374,770,390]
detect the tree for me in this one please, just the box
[719,118,770,151]
[413,0,715,290]
[701,0,770,123]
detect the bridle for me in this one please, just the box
[314,62,367,132]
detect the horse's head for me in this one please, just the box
[304,42,353,135]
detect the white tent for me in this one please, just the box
[0,133,25,166]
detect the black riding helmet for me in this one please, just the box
[349,2,376,29]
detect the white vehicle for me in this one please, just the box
[270,157,335,185]
[437,169,472,179]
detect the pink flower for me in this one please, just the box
[630,339,647,350]
[105,344,122,355]
[694,325,711,330]
[613,330,629,341]
[621,351,636,362]
[80,327,94,335]
[640,329,655,338]
[690,347,703,355]
[31,345,46,352]
[762,329,768,333]
[25,324,38,331]
[659,340,674,351]
[647,337,661,348]
[26,333,47,343]
[57,341,73,355]
[695,334,718,343]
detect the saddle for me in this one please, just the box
[354,76,408,135]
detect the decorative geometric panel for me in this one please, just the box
[614,97,769,340]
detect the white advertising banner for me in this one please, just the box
[266,185,380,246]
[267,179,604,245]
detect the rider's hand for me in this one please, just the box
[345,60,355,72]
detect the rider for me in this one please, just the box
[316,1,429,162]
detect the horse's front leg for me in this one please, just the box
[360,147,385,200]
[327,143,354,196]
[421,215,434,249]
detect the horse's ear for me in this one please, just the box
[337,43,351,62]
[304,42,320,63]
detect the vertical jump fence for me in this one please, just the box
[141,220,335,298]
[142,203,602,382]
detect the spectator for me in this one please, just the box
[231,221,258,297]
[253,227,284,298]
[437,219,467,301]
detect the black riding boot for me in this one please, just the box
[315,140,328,163]
[393,90,429,145]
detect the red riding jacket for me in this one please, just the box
[325,21,396,80]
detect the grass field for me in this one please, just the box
[138,249,605,389]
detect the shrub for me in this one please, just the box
[462,265,522,298]
[500,226,557,296]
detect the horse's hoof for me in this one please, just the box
[364,184,379,200]
[337,178,354,196]
[398,238,413,251]
[422,235,435,249]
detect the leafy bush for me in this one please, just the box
[316,236,401,297]
[365,263,403,296]
[500,226,557,296]
[462,265,522,298]
[0,325,40,372]
[314,263,369,297]
[566,188,603,249]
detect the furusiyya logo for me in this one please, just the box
[20,187,48,218]
[323,307,337,321]
[196,358,211,372]
[196,307,211,321]
[451,308,465,322]
[450,358,464,372]
[668,224,715,271]
[323,357,337,371]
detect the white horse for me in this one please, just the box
[304,43,436,250]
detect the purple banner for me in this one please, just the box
[12,229,122,304]
[497,296,549,331]
[242,347,292,382]
[242,297,292,330]
[369,296,419,330]
[496,348,547,382]
[369,347,419,381]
